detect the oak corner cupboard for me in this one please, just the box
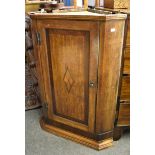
[29,11,127,150]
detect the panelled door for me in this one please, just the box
[37,19,99,133]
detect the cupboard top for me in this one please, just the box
[29,11,127,21]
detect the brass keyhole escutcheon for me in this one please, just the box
[89,81,95,87]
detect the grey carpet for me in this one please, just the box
[25,109,130,155]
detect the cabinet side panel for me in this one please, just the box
[96,20,125,133]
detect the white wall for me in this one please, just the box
[88,0,95,6]
[77,0,82,7]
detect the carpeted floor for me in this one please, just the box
[25,108,130,155]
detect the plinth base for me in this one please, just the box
[40,117,113,150]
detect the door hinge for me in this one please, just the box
[36,32,41,45]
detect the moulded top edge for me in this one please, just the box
[29,11,127,21]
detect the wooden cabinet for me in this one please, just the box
[104,0,130,9]
[26,1,41,12]
[30,11,126,150]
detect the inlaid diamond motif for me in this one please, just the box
[63,66,74,93]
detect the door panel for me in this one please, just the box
[38,20,99,132]
[47,29,89,124]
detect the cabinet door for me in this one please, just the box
[37,20,99,133]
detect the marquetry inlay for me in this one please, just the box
[63,66,75,93]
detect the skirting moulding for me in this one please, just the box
[40,117,113,150]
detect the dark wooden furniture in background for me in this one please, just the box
[26,47,41,103]
[118,12,130,125]
[104,0,130,9]
[26,1,42,12]
[114,11,130,140]
[25,14,41,110]
[30,11,127,150]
